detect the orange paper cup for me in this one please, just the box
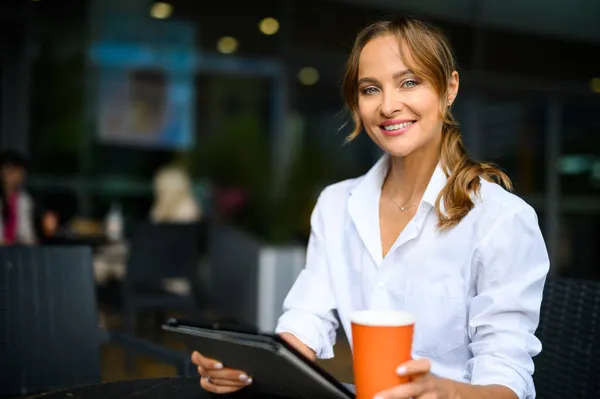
[351,310,415,399]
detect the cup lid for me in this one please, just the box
[350,310,415,326]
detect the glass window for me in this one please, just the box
[28,45,84,175]
[560,103,600,196]
[557,101,600,280]
[556,214,600,280]
[476,95,547,198]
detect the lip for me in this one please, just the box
[380,119,414,126]
[379,120,417,136]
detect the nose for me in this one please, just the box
[379,90,403,117]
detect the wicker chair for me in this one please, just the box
[534,278,600,399]
[0,246,194,397]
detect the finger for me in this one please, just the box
[191,351,201,366]
[197,366,229,380]
[396,358,432,377]
[204,368,251,383]
[198,365,252,386]
[375,380,427,399]
[192,352,224,370]
[208,377,253,387]
[200,376,246,394]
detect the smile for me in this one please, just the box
[379,120,417,136]
[382,121,414,131]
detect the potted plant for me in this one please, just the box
[190,111,345,331]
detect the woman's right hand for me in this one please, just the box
[191,351,253,394]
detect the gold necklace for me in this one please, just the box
[389,197,417,212]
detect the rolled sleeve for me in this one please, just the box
[466,205,549,399]
[276,306,337,359]
[274,189,339,359]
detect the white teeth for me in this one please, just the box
[383,121,414,131]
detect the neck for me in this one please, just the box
[383,144,440,206]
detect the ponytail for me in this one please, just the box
[436,116,512,230]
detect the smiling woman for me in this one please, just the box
[191,17,549,399]
[342,18,512,231]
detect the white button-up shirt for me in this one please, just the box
[275,155,549,399]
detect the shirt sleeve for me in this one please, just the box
[275,189,339,359]
[466,204,549,399]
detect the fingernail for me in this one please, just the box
[246,378,253,385]
[396,366,407,375]
[213,363,223,369]
[238,374,248,382]
[373,396,384,399]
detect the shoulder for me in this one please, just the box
[478,179,534,213]
[473,180,549,282]
[174,198,201,221]
[473,179,540,235]
[315,175,365,210]
[18,191,34,209]
[309,174,369,232]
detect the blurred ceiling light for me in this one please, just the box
[591,77,600,93]
[298,67,320,86]
[217,37,239,54]
[150,2,172,19]
[259,17,280,35]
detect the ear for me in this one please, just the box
[447,71,459,104]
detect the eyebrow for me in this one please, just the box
[357,69,414,86]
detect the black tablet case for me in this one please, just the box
[162,319,354,399]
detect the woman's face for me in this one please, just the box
[357,34,458,158]
[1,164,26,191]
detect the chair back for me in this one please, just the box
[126,222,204,283]
[534,278,600,399]
[0,246,101,396]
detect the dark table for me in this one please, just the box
[26,377,297,399]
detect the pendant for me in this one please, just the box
[400,206,406,211]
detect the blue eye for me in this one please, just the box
[402,80,418,88]
[362,87,379,95]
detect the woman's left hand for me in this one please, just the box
[375,358,458,399]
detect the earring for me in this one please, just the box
[447,99,452,106]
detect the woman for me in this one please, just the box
[192,17,548,399]
[150,165,202,223]
[148,164,202,294]
[0,151,36,245]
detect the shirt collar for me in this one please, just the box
[421,162,448,208]
[350,153,448,208]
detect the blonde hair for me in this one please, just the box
[151,165,201,222]
[342,17,512,230]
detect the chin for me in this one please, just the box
[381,147,415,158]
[374,138,417,158]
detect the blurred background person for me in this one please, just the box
[150,164,202,223]
[40,210,60,238]
[151,164,203,296]
[0,150,36,245]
